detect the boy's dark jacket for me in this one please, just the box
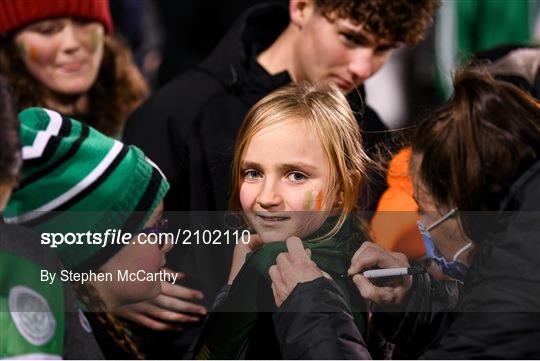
[188,219,370,359]
[124,3,387,214]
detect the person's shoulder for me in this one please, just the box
[0,223,63,272]
[161,68,226,99]
[0,223,42,245]
[362,104,388,132]
[130,68,235,124]
[347,89,388,132]
[501,158,540,211]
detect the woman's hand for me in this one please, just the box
[227,233,264,284]
[348,242,412,312]
[268,236,331,307]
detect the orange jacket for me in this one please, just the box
[370,147,425,259]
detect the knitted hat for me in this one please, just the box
[4,107,169,271]
[0,0,113,36]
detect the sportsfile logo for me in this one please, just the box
[40,228,252,248]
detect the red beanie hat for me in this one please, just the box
[0,0,113,36]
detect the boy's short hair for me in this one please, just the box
[0,77,21,183]
[315,0,439,46]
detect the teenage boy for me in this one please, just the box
[125,0,437,212]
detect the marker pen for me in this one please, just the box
[361,266,426,279]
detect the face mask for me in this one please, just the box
[417,208,472,283]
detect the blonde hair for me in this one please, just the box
[230,82,369,240]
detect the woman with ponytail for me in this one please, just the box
[0,0,148,138]
[268,67,540,359]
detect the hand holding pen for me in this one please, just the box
[361,266,426,279]
[268,238,417,311]
[348,242,414,312]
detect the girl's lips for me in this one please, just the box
[256,215,290,224]
[58,61,84,72]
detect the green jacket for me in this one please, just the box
[0,223,103,359]
[193,219,368,359]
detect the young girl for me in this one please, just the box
[0,0,147,137]
[190,82,372,359]
[5,107,171,358]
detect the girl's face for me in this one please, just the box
[14,18,105,96]
[96,202,173,309]
[239,121,337,243]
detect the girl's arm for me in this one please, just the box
[269,237,371,359]
[273,277,371,360]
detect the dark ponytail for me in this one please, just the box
[412,67,540,237]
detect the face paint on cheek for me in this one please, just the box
[89,28,103,53]
[315,190,324,211]
[303,190,324,211]
[302,191,312,210]
[20,43,48,65]
[17,42,28,59]
[29,45,40,63]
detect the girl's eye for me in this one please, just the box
[287,172,307,183]
[243,169,262,180]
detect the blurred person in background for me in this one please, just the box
[0,0,148,138]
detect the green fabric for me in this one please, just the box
[4,107,170,270]
[435,0,534,98]
[456,0,531,61]
[19,111,85,182]
[0,250,64,358]
[10,122,115,214]
[196,219,368,359]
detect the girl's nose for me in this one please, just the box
[59,21,83,54]
[257,180,282,208]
